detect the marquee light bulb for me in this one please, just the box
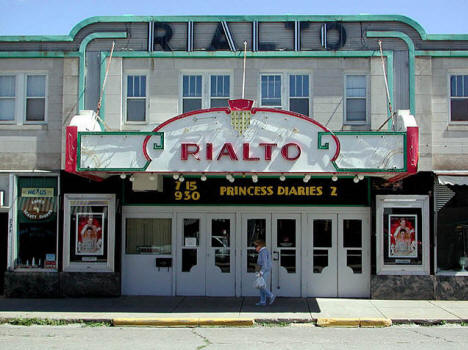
[120,174,126,180]
[173,174,180,180]
[303,174,311,183]
[353,175,359,183]
[252,175,258,183]
[149,174,155,181]
[279,175,286,181]
[331,175,338,182]
[358,174,364,181]
[179,176,185,182]
[200,174,207,181]
[129,175,135,182]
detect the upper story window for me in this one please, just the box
[0,73,47,124]
[261,75,282,107]
[182,75,202,113]
[260,73,311,116]
[210,75,230,108]
[0,75,15,122]
[181,73,231,113]
[289,74,309,116]
[125,75,147,122]
[345,75,367,124]
[450,75,468,122]
[26,75,46,122]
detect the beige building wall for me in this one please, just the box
[0,58,64,171]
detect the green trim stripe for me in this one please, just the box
[78,32,127,113]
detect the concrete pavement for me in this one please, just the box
[0,296,467,327]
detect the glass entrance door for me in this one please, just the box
[206,214,235,296]
[307,212,370,297]
[272,214,301,297]
[176,214,205,295]
[241,214,271,296]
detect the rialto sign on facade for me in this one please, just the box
[66,99,418,180]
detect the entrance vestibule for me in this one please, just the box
[122,207,370,298]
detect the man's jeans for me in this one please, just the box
[259,271,273,304]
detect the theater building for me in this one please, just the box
[0,15,467,299]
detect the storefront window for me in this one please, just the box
[436,184,468,273]
[15,176,58,270]
[126,218,171,254]
[63,194,115,272]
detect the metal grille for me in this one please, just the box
[434,182,455,212]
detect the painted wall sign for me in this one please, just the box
[21,188,54,197]
[21,198,55,220]
[124,177,369,206]
[151,21,347,52]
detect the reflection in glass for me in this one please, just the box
[211,219,230,247]
[247,250,258,273]
[182,249,197,272]
[280,249,296,273]
[184,218,199,246]
[313,249,328,273]
[343,220,362,248]
[247,219,266,247]
[313,220,332,247]
[277,219,296,247]
[215,249,230,273]
[346,249,362,273]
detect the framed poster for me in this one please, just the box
[75,213,104,255]
[388,215,417,258]
[376,195,429,275]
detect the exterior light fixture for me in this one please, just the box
[353,175,359,183]
[149,174,156,181]
[226,174,232,181]
[120,174,126,180]
[179,176,185,182]
[173,174,180,180]
[303,174,311,183]
[358,174,365,181]
[129,175,135,182]
[200,174,207,181]
[229,176,235,183]
[279,175,286,181]
[252,174,258,183]
[331,175,338,182]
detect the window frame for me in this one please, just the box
[344,74,369,125]
[0,74,17,124]
[123,72,149,124]
[0,72,48,125]
[179,71,233,114]
[258,72,312,116]
[63,193,116,272]
[288,73,311,116]
[448,73,468,124]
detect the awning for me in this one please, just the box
[435,171,468,186]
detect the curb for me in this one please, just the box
[112,317,255,327]
[317,318,392,328]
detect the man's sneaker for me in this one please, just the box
[256,302,266,306]
[269,294,276,305]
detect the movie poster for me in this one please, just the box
[75,213,104,255]
[388,215,417,258]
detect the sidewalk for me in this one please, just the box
[0,296,467,326]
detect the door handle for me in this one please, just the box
[272,251,279,261]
